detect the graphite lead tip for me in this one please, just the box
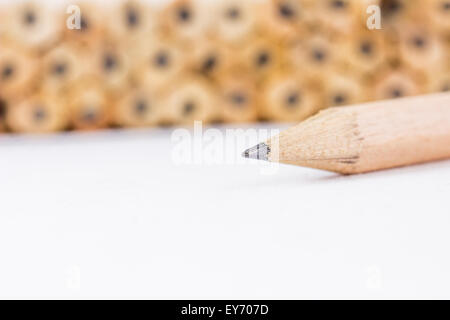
[242,143,271,161]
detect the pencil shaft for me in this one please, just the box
[266,93,450,174]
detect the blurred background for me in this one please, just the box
[0,0,449,134]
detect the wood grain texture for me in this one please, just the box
[267,92,450,174]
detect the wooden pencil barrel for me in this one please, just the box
[0,0,448,134]
[353,93,450,173]
[6,92,68,134]
[163,77,218,125]
[113,86,162,128]
[260,73,320,122]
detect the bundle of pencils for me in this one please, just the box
[0,0,449,134]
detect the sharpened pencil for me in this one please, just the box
[243,93,450,174]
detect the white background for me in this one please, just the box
[1,0,450,300]
[0,124,450,299]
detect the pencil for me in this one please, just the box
[243,93,450,174]
[107,0,156,43]
[67,77,110,130]
[163,76,218,125]
[113,85,162,128]
[214,0,256,44]
[5,1,61,52]
[0,42,39,100]
[219,74,258,123]
[7,91,68,133]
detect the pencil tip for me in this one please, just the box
[242,143,270,161]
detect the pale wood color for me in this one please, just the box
[7,92,68,134]
[267,93,450,174]
[162,77,218,125]
[219,74,258,123]
[113,86,162,128]
[215,0,257,44]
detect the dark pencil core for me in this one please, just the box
[331,0,347,10]
[256,51,270,67]
[202,56,217,72]
[390,88,404,98]
[154,51,170,68]
[183,101,196,116]
[242,143,270,161]
[33,107,46,122]
[1,65,15,80]
[360,42,373,55]
[52,62,67,76]
[177,6,192,22]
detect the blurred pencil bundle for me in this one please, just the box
[0,0,449,133]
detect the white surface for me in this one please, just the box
[0,125,450,299]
